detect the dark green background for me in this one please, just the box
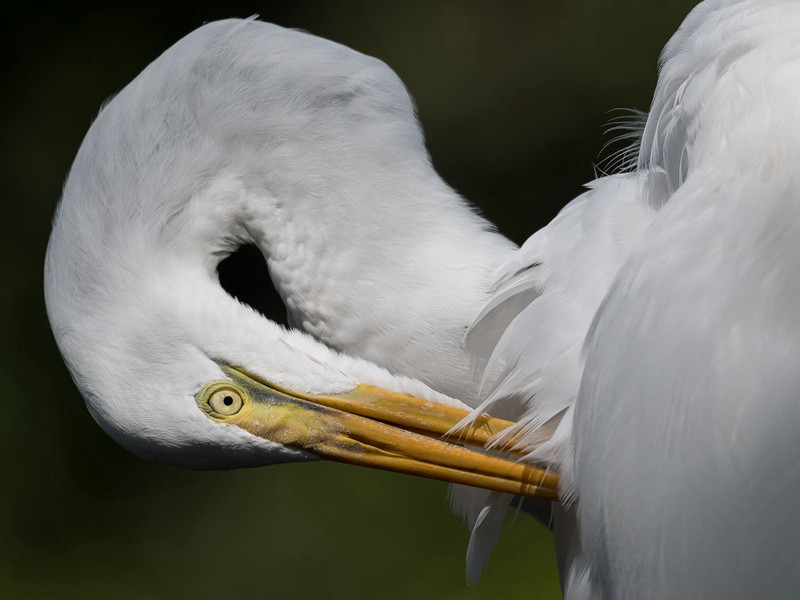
[2,2,695,598]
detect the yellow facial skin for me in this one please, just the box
[196,366,559,500]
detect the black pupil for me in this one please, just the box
[223,396,234,406]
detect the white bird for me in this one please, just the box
[45,1,800,598]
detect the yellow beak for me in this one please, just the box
[196,366,558,500]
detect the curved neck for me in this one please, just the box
[248,171,515,405]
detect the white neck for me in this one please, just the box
[55,19,517,407]
[245,165,515,405]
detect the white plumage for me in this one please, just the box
[472,0,800,596]
[574,2,800,596]
[44,19,550,495]
[46,1,800,597]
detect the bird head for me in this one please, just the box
[45,218,554,497]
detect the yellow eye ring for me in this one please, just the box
[200,384,246,416]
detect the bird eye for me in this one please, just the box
[207,387,244,416]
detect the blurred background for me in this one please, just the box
[2,1,696,598]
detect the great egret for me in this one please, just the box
[46,1,800,597]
